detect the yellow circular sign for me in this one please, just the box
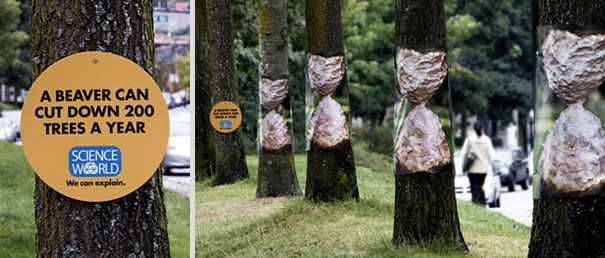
[210,101,242,133]
[21,52,169,202]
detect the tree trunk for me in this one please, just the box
[30,1,170,257]
[304,0,358,201]
[518,112,527,151]
[256,0,302,197]
[392,0,467,251]
[461,110,467,143]
[207,0,249,185]
[195,0,215,181]
[529,1,605,257]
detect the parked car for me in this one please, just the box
[162,92,176,109]
[162,120,190,174]
[493,147,530,192]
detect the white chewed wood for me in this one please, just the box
[542,29,605,104]
[309,96,350,148]
[308,54,345,97]
[396,105,450,173]
[259,78,289,111]
[541,103,605,193]
[260,110,292,151]
[396,48,448,105]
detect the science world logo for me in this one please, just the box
[69,146,122,177]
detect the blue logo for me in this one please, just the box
[220,120,232,128]
[69,146,122,177]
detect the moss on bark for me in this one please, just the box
[257,145,302,197]
[305,0,344,56]
[393,163,467,251]
[305,140,358,201]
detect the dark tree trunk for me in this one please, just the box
[195,0,215,181]
[490,118,498,138]
[529,1,605,257]
[207,0,249,185]
[256,0,302,197]
[30,1,170,257]
[461,110,467,143]
[392,0,467,251]
[518,112,527,151]
[13,85,20,106]
[304,0,358,201]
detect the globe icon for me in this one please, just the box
[82,162,99,175]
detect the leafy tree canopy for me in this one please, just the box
[0,0,30,91]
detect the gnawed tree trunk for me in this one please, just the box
[195,0,215,181]
[256,0,302,197]
[207,0,249,185]
[30,1,170,257]
[304,0,358,201]
[529,1,605,257]
[392,0,467,251]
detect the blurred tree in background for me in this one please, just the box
[230,0,532,154]
[343,0,395,123]
[0,0,30,107]
[176,52,190,93]
[447,0,533,140]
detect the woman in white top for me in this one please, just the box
[461,122,494,205]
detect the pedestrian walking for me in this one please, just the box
[461,122,494,205]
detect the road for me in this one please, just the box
[163,173,190,197]
[492,187,533,226]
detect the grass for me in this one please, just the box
[0,102,18,112]
[197,148,530,257]
[0,142,189,257]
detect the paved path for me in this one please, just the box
[163,174,190,197]
[490,188,533,226]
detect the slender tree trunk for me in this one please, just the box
[207,0,249,185]
[461,110,467,143]
[195,0,215,181]
[304,0,358,201]
[518,112,527,150]
[256,0,302,197]
[392,0,467,251]
[13,85,20,106]
[529,1,605,257]
[30,1,170,257]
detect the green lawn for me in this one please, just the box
[0,102,18,112]
[0,142,189,257]
[197,153,530,257]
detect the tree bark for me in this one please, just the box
[256,0,302,197]
[195,0,215,181]
[207,0,249,185]
[392,0,467,251]
[30,1,170,257]
[304,0,358,201]
[529,1,605,257]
